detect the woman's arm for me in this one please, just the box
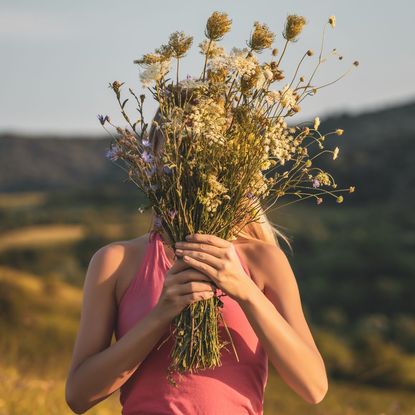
[238,242,328,404]
[65,243,171,414]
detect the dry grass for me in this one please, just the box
[1,267,415,414]
[0,192,47,209]
[0,224,86,252]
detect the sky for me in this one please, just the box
[1,0,414,136]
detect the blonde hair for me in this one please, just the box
[237,205,293,252]
[148,106,293,253]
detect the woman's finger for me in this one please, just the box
[174,241,223,258]
[181,255,219,283]
[176,249,222,269]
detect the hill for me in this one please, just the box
[1,99,414,204]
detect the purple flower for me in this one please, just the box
[167,209,178,220]
[145,164,157,177]
[97,114,110,125]
[154,214,162,228]
[142,150,154,163]
[105,145,120,161]
[312,179,320,188]
[142,138,151,147]
[163,165,173,175]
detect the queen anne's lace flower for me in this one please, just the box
[139,60,171,87]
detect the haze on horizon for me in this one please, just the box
[1,0,414,136]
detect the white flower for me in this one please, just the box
[278,85,297,108]
[198,40,225,58]
[178,78,209,90]
[264,90,280,105]
[208,47,258,78]
[139,60,171,87]
[255,70,267,89]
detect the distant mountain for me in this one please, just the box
[1,99,414,203]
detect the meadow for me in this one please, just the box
[0,188,413,414]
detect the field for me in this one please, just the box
[0,189,414,414]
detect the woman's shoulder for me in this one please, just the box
[234,237,287,290]
[88,233,151,295]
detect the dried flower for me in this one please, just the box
[100,10,357,383]
[139,60,171,87]
[198,39,225,58]
[328,16,336,28]
[283,14,307,42]
[248,21,275,52]
[166,31,193,59]
[205,11,232,41]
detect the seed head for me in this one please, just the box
[248,21,275,52]
[283,14,307,42]
[205,11,232,41]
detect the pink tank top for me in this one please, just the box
[115,230,268,414]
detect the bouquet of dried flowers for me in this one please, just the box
[98,11,358,385]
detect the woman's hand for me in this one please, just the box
[154,256,216,322]
[174,233,253,303]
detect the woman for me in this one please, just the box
[65,110,328,414]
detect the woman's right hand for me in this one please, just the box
[154,256,215,322]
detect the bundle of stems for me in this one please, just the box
[98,11,359,384]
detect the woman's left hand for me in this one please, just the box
[174,233,254,303]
